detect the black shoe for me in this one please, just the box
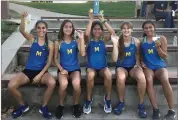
[73,104,82,118]
[164,110,177,120]
[152,108,161,119]
[55,105,64,119]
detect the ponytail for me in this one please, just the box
[45,33,48,48]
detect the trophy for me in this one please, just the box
[152,37,160,42]
[93,0,99,16]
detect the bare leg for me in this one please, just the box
[8,72,30,105]
[70,71,81,105]
[155,68,174,109]
[116,67,128,102]
[99,67,112,100]
[144,68,158,109]
[58,73,68,105]
[86,68,96,101]
[130,67,146,104]
[40,72,56,106]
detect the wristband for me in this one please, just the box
[101,19,107,24]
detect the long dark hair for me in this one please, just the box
[58,19,75,42]
[91,21,104,39]
[119,21,133,60]
[35,20,48,47]
[142,20,155,37]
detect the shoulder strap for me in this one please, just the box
[33,36,38,43]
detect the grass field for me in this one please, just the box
[1,10,20,44]
[11,1,135,18]
[1,21,19,44]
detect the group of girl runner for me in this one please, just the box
[7,10,176,120]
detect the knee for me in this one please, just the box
[104,70,112,80]
[146,77,154,86]
[87,72,95,81]
[8,80,16,91]
[47,79,56,88]
[72,80,81,90]
[60,81,68,90]
[117,76,126,85]
[160,77,170,85]
[135,74,146,85]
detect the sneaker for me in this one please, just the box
[39,105,52,119]
[138,103,147,118]
[83,99,93,114]
[152,108,161,119]
[55,105,64,119]
[164,110,177,120]
[104,95,112,113]
[12,104,29,118]
[73,104,82,118]
[114,102,125,115]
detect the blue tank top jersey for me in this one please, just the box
[25,37,49,70]
[141,36,166,70]
[87,39,107,70]
[59,40,80,71]
[116,37,136,68]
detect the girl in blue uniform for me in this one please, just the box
[141,20,176,119]
[8,12,56,119]
[112,22,147,118]
[83,10,115,114]
[54,20,85,119]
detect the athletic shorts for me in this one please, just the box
[58,69,81,76]
[116,66,133,73]
[86,67,106,76]
[22,69,46,82]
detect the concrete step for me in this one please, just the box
[17,49,178,67]
[2,105,178,120]
[2,67,177,85]
[30,29,178,44]
[44,19,178,28]
[1,85,177,110]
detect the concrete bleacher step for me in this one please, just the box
[2,66,177,83]
[42,32,177,44]
[44,19,178,28]
[1,83,177,110]
[2,105,178,120]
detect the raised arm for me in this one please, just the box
[19,12,34,43]
[111,34,119,62]
[98,14,115,35]
[98,14,115,43]
[77,30,86,56]
[85,10,94,43]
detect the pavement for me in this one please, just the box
[2,105,178,120]
[9,3,86,19]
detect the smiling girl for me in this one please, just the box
[8,12,56,119]
[54,20,85,119]
[141,20,176,120]
[83,11,115,114]
[112,21,147,118]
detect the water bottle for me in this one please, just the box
[74,30,79,40]
[26,14,31,25]
[173,36,177,46]
[93,0,99,15]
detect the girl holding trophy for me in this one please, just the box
[140,20,176,120]
[83,8,115,114]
